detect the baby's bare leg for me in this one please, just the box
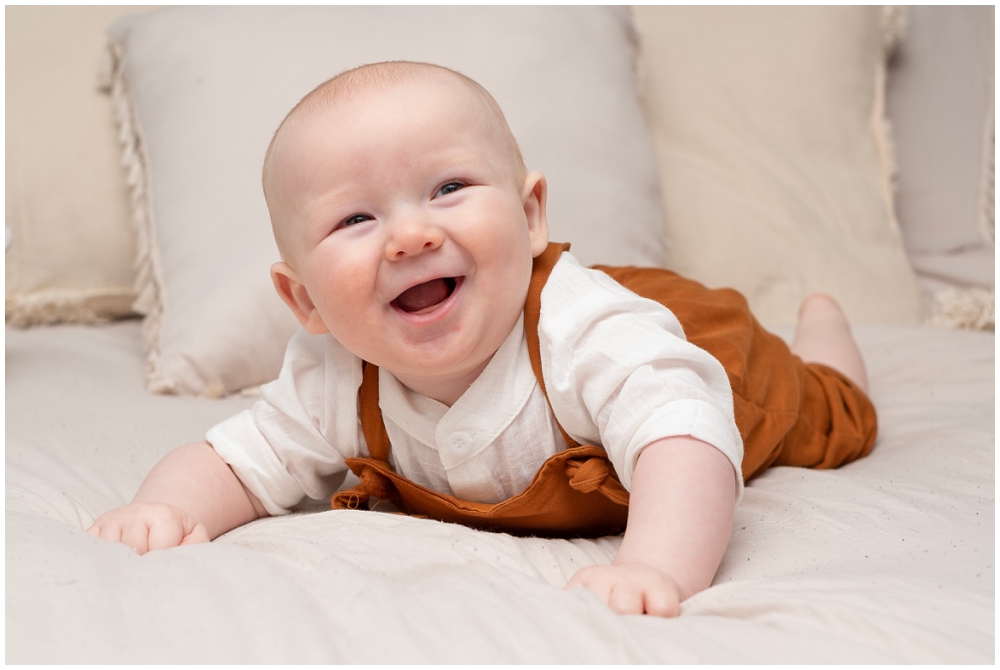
[790,294,868,392]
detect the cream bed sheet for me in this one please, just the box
[5,321,994,663]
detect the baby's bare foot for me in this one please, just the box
[791,294,868,392]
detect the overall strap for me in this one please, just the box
[359,361,391,462]
[332,361,396,509]
[522,242,579,450]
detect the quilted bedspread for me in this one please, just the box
[5,321,994,662]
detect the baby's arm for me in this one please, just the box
[565,435,735,617]
[87,441,268,554]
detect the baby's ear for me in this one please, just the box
[270,262,330,335]
[521,171,549,258]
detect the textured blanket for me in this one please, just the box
[5,322,994,662]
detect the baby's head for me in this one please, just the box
[263,61,549,403]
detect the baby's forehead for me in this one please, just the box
[266,64,524,199]
[284,77,505,160]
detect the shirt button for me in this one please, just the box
[448,431,472,455]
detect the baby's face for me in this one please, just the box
[270,78,548,402]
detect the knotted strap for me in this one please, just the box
[331,361,399,510]
[565,455,630,505]
[358,360,391,462]
[331,462,398,509]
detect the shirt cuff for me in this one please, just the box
[617,399,744,503]
[206,409,307,516]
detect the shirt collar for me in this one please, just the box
[379,314,538,467]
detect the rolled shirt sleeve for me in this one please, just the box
[538,253,744,500]
[206,329,365,516]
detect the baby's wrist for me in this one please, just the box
[611,556,671,577]
[612,538,670,572]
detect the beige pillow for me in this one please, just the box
[108,6,666,396]
[886,6,994,328]
[5,6,153,326]
[632,6,923,326]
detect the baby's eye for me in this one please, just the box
[434,182,466,198]
[341,213,373,228]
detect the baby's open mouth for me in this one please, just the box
[392,277,459,314]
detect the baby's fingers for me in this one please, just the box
[178,522,210,547]
[119,522,153,555]
[566,565,682,618]
[643,584,680,618]
[143,507,208,552]
[608,582,645,616]
[86,503,206,555]
[146,518,187,552]
[86,520,123,543]
[565,566,613,604]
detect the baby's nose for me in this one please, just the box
[385,214,444,260]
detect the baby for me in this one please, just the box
[88,61,877,618]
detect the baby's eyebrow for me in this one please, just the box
[300,192,362,233]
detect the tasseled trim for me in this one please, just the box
[5,289,136,327]
[872,6,907,240]
[880,5,906,56]
[108,40,175,394]
[979,99,995,244]
[931,288,995,331]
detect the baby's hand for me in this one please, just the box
[86,502,210,555]
[565,563,682,617]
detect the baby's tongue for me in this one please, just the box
[394,278,451,313]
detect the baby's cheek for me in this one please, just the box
[309,269,369,332]
[320,288,367,329]
[316,257,367,303]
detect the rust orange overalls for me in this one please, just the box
[332,243,878,538]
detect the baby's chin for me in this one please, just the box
[387,341,492,379]
[379,332,505,402]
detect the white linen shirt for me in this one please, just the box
[207,252,744,516]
